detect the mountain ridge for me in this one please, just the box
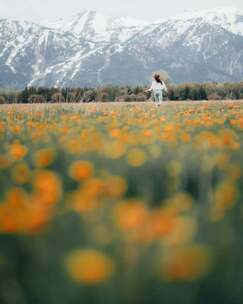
[0,7,243,88]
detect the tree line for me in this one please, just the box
[0,82,243,104]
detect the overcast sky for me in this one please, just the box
[0,0,243,22]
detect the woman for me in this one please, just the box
[146,74,168,105]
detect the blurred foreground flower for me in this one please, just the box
[162,245,212,281]
[126,148,146,167]
[69,160,93,181]
[114,199,149,231]
[11,162,30,184]
[32,170,62,205]
[34,148,56,168]
[0,188,50,233]
[9,141,28,160]
[210,180,238,221]
[65,249,115,285]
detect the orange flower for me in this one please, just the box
[164,124,175,132]
[34,148,56,168]
[149,209,178,238]
[9,141,28,160]
[114,200,149,231]
[32,170,62,205]
[143,130,152,137]
[11,162,30,184]
[163,217,198,246]
[105,176,127,198]
[69,189,99,213]
[6,187,28,209]
[162,245,212,281]
[82,178,107,198]
[0,188,50,234]
[69,175,127,213]
[195,131,221,149]
[69,161,93,181]
[180,132,191,142]
[65,249,115,285]
[0,154,12,169]
[109,128,120,138]
[219,129,240,150]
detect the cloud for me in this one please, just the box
[0,2,9,17]
[0,0,243,22]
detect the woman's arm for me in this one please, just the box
[144,83,153,92]
[162,81,168,93]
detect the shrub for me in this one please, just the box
[124,94,137,102]
[51,93,65,103]
[207,93,221,101]
[28,94,46,103]
[0,96,6,104]
[136,93,147,102]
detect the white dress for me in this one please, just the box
[150,81,167,103]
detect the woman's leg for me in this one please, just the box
[152,92,156,102]
[154,92,159,103]
[158,91,163,104]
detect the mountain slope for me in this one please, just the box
[0,7,243,88]
[0,18,82,88]
[120,8,243,83]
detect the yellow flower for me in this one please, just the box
[65,250,115,285]
[126,148,146,167]
[148,145,161,158]
[210,180,238,221]
[104,141,126,159]
[164,192,193,213]
[214,180,237,210]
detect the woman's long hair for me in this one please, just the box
[154,74,163,85]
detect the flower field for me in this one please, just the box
[0,101,243,304]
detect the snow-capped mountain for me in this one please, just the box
[121,7,243,83]
[167,7,243,36]
[0,7,243,88]
[43,10,147,43]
